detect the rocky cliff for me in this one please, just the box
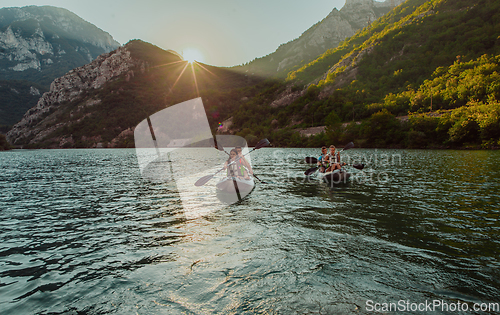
[0,5,120,127]
[0,6,120,85]
[6,43,149,147]
[238,0,405,76]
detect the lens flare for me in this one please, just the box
[183,48,205,63]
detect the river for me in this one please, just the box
[0,148,499,314]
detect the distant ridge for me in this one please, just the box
[236,0,404,77]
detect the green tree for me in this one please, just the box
[364,109,404,147]
[325,111,342,145]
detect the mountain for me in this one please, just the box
[8,0,500,149]
[224,0,500,148]
[236,0,405,77]
[0,5,120,127]
[0,79,45,131]
[286,0,500,109]
[6,40,263,148]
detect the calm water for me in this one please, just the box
[0,148,499,314]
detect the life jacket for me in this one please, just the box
[318,154,328,166]
[227,158,245,177]
[326,153,340,167]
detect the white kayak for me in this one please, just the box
[216,176,255,203]
[216,176,255,194]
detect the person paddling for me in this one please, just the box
[317,146,328,173]
[325,145,346,172]
[224,149,250,180]
[235,146,253,175]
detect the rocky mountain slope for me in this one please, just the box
[225,0,500,148]
[6,40,261,148]
[9,0,499,149]
[237,0,405,77]
[0,5,120,127]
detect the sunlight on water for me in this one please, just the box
[175,170,222,220]
[0,148,499,314]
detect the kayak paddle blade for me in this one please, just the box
[255,138,270,149]
[304,166,319,175]
[195,174,214,186]
[342,142,354,151]
[352,163,365,170]
[209,138,225,153]
[304,157,318,164]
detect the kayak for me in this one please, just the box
[216,176,255,203]
[319,169,350,184]
[216,176,254,193]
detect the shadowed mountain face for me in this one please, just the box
[0,79,45,129]
[6,40,263,148]
[0,5,120,127]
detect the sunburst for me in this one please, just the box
[191,63,200,97]
[183,48,205,64]
[165,62,188,95]
[150,59,186,69]
[146,54,218,101]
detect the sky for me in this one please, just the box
[1,0,351,66]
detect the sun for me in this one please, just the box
[183,48,205,63]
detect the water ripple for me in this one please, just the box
[0,148,499,314]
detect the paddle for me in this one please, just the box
[352,163,365,170]
[304,165,320,176]
[341,141,354,152]
[304,142,355,175]
[195,138,270,186]
[304,157,318,164]
[252,173,267,184]
[209,137,226,153]
[210,139,268,184]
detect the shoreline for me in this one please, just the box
[2,145,499,151]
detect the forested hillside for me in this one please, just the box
[0,80,46,128]
[233,0,401,78]
[5,0,500,149]
[221,0,500,148]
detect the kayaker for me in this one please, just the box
[317,146,328,173]
[235,146,253,175]
[325,145,346,172]
[224,149,250,180]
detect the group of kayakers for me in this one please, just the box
[222,143,345,180]
[223,146,253,180]
[317,145,346,173]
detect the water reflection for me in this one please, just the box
[0,148,499,313]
